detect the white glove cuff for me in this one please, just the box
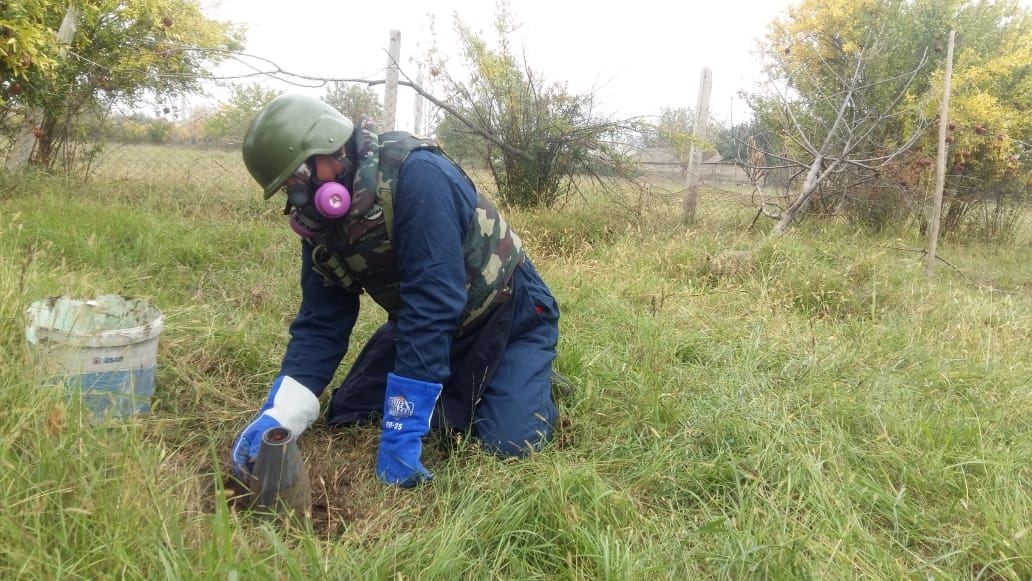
[266,375,320,435]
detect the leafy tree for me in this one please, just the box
[433,111,486,165]
[102,113,168,144]
[651,108,695,166]
[5,0,243,170]
[748,0,933,234]
[648,107,744,168]
[204,84,281,147]
[710,119,763,167]
[922,1,1032,239]
[428,1,637,209]
[749,0,1032,238]
[321,82,382,126]
[0,0,59,101]
[0,0,63,152]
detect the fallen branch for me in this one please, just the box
[881,244,969,280]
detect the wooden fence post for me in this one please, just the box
[382,30,401,132]
[927,30,956,275]
[683,67,712,224]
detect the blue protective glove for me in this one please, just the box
[376,372,443,487]
[231,375,320,477]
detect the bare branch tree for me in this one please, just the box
[749,23,933,235]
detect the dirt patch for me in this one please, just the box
[213,424,384,536]
[208,411,574,536]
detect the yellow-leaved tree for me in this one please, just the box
[747,0,1032,239]
[0,0,59,100]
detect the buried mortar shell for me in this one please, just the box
[251,426,312,517]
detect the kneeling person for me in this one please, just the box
[231,94,560,487]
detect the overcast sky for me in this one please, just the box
[198,0,804,129]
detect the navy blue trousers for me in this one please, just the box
[326,266,559,457]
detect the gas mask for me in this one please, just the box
[282,155,354,238]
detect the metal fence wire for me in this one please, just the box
[80,137,763,212]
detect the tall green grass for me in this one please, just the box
[1,167,1030,579]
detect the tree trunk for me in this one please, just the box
[774,155,825,234]
[5,4,78,171]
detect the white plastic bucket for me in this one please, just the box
[25,295,164,419]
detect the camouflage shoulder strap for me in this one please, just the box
[381,183,395,243]
[377,131,440,241]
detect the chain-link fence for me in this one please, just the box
[78,136,765,218]
[12,118,1028,242]
[88,142,255,196]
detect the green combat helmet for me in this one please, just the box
[242,94,355,198]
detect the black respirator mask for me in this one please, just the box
[283,152,355,238]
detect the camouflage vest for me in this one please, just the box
[307,127,525,333]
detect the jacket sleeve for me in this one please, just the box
[279,240,360,395]
[391,150,475,383]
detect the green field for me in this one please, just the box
[1,156,1030,579]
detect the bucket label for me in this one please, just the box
[46,340,158,375]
